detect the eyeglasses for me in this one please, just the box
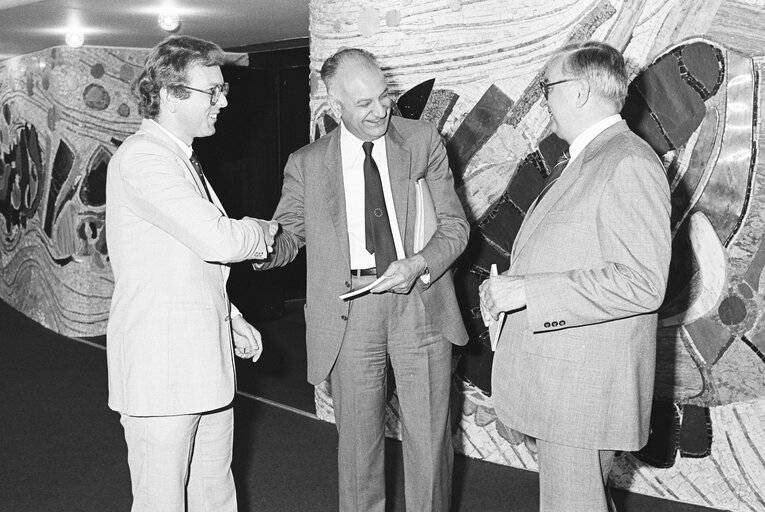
[177,82,229,105]
[539,78,577,99]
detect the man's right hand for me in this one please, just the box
[244,217,279,253]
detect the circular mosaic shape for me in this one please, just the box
[718,295,747,325]
[117,103,130,117]
[119,64,135,83]
[90,63,105,78]
[83,83,111,111]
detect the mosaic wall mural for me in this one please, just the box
[309,0,765,510]
[0,47,148,336]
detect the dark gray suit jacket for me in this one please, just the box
[258,116,469,384]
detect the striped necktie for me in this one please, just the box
[535,150,570,205]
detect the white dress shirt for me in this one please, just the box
[340,122,405,269]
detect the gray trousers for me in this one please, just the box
[537,438,616,512]
[330,276,453,512]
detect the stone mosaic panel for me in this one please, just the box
[0,47,148,336]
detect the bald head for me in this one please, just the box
[320,48,391,141]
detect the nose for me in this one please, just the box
[217,92,228,109]
[373,97,389,118]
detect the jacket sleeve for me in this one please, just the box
[117,142,268,264]
[254,152,305,270]
[417,124,470,286]
[523,152,671,332]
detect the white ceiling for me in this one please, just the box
[0,0,310,61]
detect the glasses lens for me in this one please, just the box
[209,83,230,105]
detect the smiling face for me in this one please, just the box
[162,63,228,144]
[328,59,391,142]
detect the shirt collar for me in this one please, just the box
[339,121,385,154]
[568,114,621,162]
[148,119,193,159]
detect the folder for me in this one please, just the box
[414,178,437,252]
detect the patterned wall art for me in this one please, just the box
[310,0,765,509]
[0,47,148,336]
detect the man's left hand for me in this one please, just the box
[231,315,263,362]
[479,274,527,321]
[370,254,428,294]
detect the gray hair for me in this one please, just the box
[556,41,628,110]
[320,48,380,93]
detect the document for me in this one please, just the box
[488,264,506,351]
[414,178,437,252]
[340,275,388,301]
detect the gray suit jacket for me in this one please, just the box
[106,119,268,416]
[259,116,470,385]
[491,121,672,451]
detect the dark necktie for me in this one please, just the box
[535,150,570,205]
[363,141,397,274]
[189,152,213,202]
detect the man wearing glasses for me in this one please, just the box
[480,41,671,511]
[106,35,277,511]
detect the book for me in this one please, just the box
[414,178,437,252]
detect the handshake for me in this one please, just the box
[244,217,280,259]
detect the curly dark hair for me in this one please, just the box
[132,35,226,119]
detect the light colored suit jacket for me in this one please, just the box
[258,116,469,385]
[491,121,671,451]
[106,119,268,416]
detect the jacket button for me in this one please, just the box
[551,321,558,327]
[544,322,551,328]
[345,281,351,288]
[341,315,348,321]
[560,320,566,326]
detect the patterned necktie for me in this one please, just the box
[189,152,213,202]
[535,149,570,205]
[363,141,397,274]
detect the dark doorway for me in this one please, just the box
[196,45,310,321]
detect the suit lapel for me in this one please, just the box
[384,120,411,245]
[322,129,351,268]
[140,120,225,214]
[512,121,630,261]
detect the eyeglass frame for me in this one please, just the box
[175,82,230,105]
[539,78,578,100]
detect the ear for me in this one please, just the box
[159,87,176,113]
[327,95,342,119]
[575,80,590,108]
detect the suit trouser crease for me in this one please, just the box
[120,407,237,512]
[330,279,453,512]
[536,438,615,512]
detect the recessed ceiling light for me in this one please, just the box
[158,10,181,32]
[65,31,85,48]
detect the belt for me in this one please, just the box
[350,267,377,277]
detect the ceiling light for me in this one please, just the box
[65,31,85,48]
[158,10,181,32]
